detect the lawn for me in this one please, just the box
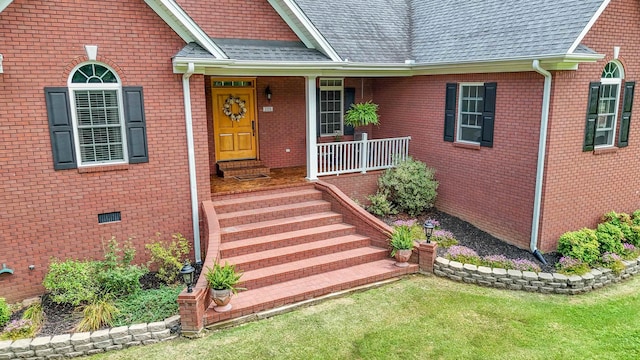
[91,275,640,360]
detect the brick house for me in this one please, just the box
[1,0,638,306]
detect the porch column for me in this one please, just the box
[305,76,318,180]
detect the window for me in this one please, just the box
[444,82,497,147]
[45,62,148,170]
[583,61,635,151]
[70,64,126,164]
[319,78,344,136]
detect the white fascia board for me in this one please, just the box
[268,0,315,49]
[567,0,611,54]
[0,0,12,13]
[145,0,227,59]
[273,0,343,62]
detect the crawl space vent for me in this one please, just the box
[98,212,121,224]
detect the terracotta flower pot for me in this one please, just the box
[211,288,233,313]
[394,249,412,268]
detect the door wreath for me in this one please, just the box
[223,96,248,121]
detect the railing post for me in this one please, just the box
[360,133,368,174]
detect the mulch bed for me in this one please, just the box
[383,209,560,273]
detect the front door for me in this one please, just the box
[212,84,257,161]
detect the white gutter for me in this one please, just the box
[182,62,201,264]
[530,60,552,258]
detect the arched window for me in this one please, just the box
[68,63,127,165]
[594,61,623,147]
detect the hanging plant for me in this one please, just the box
[344,101,380,128]
[222,96,248,122]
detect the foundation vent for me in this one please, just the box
[98,211,121,224]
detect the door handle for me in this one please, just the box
[252,121,255,136]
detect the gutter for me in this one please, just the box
[182,62,202,265]
[530,60,551,265]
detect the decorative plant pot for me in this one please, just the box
[211,288,233,313]
[394,249,412,268]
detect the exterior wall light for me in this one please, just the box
[265,86,272,102]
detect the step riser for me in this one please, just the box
[240,251,388,289]
[214,191,324,214]
[203,264,418,325]
[221,214,343,242]
[219,202,332,228]
[218,160,265,170]
[220,226,357,258]
[231,238,371,272]
[222,167,270,178]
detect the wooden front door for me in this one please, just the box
[212,87,257,161]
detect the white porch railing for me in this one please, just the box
[317,134,411,176]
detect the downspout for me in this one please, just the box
[530,60,551,265]
[182,62,201,265]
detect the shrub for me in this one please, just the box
[622,225,640,247]
[0,319,34,340]
[557,229,600,265]
[146,233,191,284]
[366,191,397,217]
[113,286,182,326]
[556,256,590,276]
[431,230,458,248]
[0,298,9,327]
[97,237,148,297]
[622,243,640,260]
[595,223,624,255]
[378,157,438,216]
[43,259,98,306]
[601,253,625,275]
[633,210,640,226]
[446,246,482,265]
[75,299,119,332]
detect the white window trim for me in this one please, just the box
[456,82,484,144]
[67,62,129,167]
[595,62,624,149]
[319,78,344,137]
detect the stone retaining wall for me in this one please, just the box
[0,316,180,359]
[433,256,640,294]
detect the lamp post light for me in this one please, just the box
[180,261,195,293]
[423,220,435,243]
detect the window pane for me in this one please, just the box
[74,89,124,163]
[458,85,484,143]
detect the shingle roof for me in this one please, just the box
[293,0,411,63]
[291,0,606,64]
[411,0,606,64]
[175,39,331,62]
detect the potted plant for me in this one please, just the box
[205,260,244,313]
[344,101,379,140]
[389,225,415,268]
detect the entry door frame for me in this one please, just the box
[211,77,259,162]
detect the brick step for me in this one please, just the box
[213,188,323,214]
[224,235,371,272]
[220,223,357,258]
[222,166,271,178]
[240,247,389,289]
[220,211,343,242]
[217,200,331,228]
[217,160,265,170]
[204,259,419,326]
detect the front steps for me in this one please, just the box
[205,185,417,326]
[216,160,270,179]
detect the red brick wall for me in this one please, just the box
[176,0,299,41]
[372,73,544,250]
[0,0,211,302]
[539,0,640,251]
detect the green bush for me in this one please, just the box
[97,237,148,297]
[42,259,98,306]
[633,210,640,226]
[0,298,9,327]
[366,191,397,217]
[595,223,624,255]
[113,286,182,326]
[378,157,438,216]
[146,233,191,284]
[557,229,601,265]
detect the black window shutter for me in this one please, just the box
[316,88,321,136]
[618,81,635,148]
[481,82,497,147]
[343,87,356,136]
[444,83,457,142]
[45,87,77,170]
[583,82,601,151]
[123,86,149,163]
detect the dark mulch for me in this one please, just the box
[384,209,561,273]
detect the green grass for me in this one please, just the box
[91,275,640,360]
